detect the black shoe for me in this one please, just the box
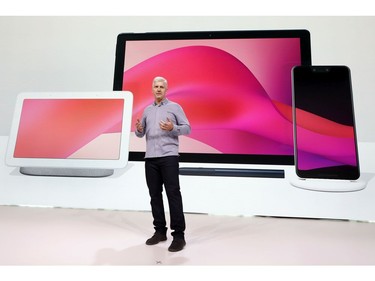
[145,232,167,245]
[168,238,186,252]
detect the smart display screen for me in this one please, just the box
[13,99,125,160]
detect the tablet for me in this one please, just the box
[5,91,133,177]
[113,30,311,167]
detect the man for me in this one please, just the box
[135,76,191,252]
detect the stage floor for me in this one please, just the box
[1,205,375,266]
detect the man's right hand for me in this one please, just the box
[135,118,144,133]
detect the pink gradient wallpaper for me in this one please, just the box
[295,102,357,171]
[14,99,124,159]
[122,38,301,155]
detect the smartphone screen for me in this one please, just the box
[292,65,360,180]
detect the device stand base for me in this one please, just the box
[290,177,367,192]
[20,167,114,177]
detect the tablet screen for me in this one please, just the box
[113,30,311,165]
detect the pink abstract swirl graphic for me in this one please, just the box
[295,108,357,169]
[124,45,294,155]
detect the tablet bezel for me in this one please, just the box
[5,91,133,170]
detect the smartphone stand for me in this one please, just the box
[290,177,367,192]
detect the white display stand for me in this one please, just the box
[290,177,367,192]
[1,136,375,221]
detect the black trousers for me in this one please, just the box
[145,156,185,239]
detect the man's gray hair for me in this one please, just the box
[153,76,168,89]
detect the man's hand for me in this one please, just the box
[159,118,174,131]
[135,118,144,133]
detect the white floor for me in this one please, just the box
[1,205,375,266]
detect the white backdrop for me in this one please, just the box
[0,16,375,141]
[1,17,375,220]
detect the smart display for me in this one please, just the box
[6,91,133,177]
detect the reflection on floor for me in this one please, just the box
[1,205,375,266]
